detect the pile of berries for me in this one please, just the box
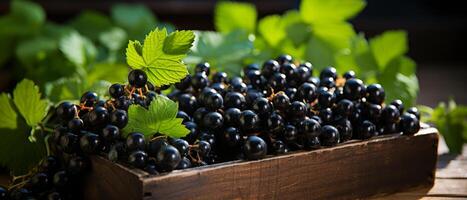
[0,55,421,200]
[170,55,421,162]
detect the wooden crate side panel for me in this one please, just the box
[84,156,145,200]
[141,131,438,200]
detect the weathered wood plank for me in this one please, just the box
[83,129,438,200]
[140,131,438,200]
[436,160,467,178]
[381,178,467,198]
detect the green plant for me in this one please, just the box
[186,0,418,107]
[420,100,467,154]
[0,1,174,102]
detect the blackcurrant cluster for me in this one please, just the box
[169,56,421,162]
[0,56,422,199]
[0,69,180,200]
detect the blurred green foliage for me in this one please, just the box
[186,0,418,107]
[420,100,467,154]
[0,1,174,103]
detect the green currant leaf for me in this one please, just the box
[369,30,408,70]
[125,28,194,87]
[0,93,18,129]
[13,79,49,128]
[215,1,257,34]
[123,95,189,139]
[300,0,366,23]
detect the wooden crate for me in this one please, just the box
[83,127,439,200]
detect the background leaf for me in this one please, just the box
[369,30,408,69]
[59,31,97,67]
[300,0,366,23]
[215,2,257,34]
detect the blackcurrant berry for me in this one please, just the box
[172,139,189,157]
[252,97,273,116]
[283,124,298,142]
[272,140,286,154]
[175,75,192,91]
[204,92,223,111]
[176,157,192,170]
[193,107,209,125]
[224,108,242,126]
[221,127,242,147]
[266,113,285,134]
[261,60,280,78]
[102,125,120,142]
[88,106,109,127]
[126,132,145,151]
[80,132,101,154]
[56,102,77,121]
[176,111,191,123]
[298,82,317,102]
[224,92,246,110]
[177,93,198,115]
[128,69,148,88]
[335,99,354,117]
[390,99,405,113]
[239,110,260,132]
[297,118,321,138]
[202,112,224,130]
[147,138,168,157]
[289,101,307,118]
[334,118,352,142]
[317,90,334,108]
[244,63,260,75]
[276,54,293,65]
[343,78,366,100]
[128,150,148,169]
[212,71,228,83]
[198,140,211,156]
[285,87,298,101]
[67,118,83,132]
[195,62,210,76]
[319,125,340,146]
[295,65,311,83]
[269,73,287,91]
[243,136,267,160]
[319,77,336,88]
[366,84,385,105]
[156,145,181,172]
[400,113,420,135]
[191,72,209,91]
[272,92,290,111]
[343,70,356,80]
[320,66,337,80]
[318,108,333,123]
[280,63,296,78]
[358,120,376,139]
[109,83,125,98]
[406,107,420,120]
[381,105,400,123]
[80,91,98,107]
[110,109,128,128]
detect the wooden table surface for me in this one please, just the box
[1,136,466,199]
[373,140,467,200]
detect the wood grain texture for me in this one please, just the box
[84,128,439,200]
